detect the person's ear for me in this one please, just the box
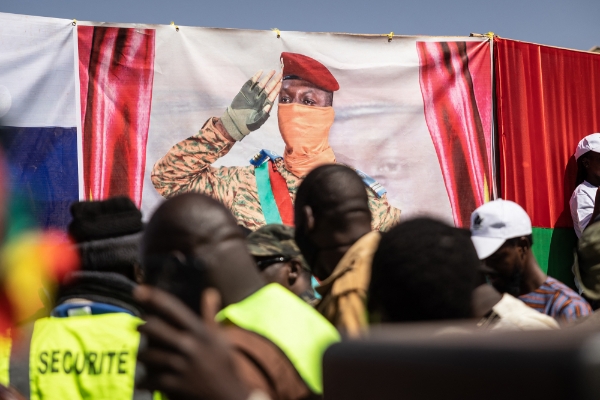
[303,206,315,232]
[287,260,301,286]
[583,158,591,169]
[519,236,531,251]
[133,263,144,284]
[200,287,222,330]
[516,237,530,260]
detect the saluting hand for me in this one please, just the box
[219,70,282,141]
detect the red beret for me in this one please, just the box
[281,52,339,92]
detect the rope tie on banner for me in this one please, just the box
[272,28,281,38]
[170,21,179,32]
[387,32,394,42]
[72,19,77,26]
[484,32,495,39]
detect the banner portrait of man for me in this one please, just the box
[71,24,492,231]
[151,52,401,231]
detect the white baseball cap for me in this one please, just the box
[575,133,600,160]
[470,199,532,260]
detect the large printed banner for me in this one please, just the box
[0,12,493,231]
[0,14,79,229]
[495,38,600,285]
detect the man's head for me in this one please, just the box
[368,218,478,323]
[575,133,600,184]
[246,224,313,299]
[142,193,263,314]
[294,164,371,281]
[68,196,143,282]
[278,53,340,178]
[470,199,533,297]
[279,52,338,107]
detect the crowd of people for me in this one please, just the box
[0,157,599,399]
[0,52,599,399]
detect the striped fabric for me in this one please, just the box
[519,277,592,324]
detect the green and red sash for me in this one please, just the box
[252,150,294,226]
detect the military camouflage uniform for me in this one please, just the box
[152,117,401,231]
[246,224,317,304]
[246,224,309,270]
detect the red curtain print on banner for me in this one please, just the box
[495,38,600,228]
[417,41,492,227]
[78,26,155,207]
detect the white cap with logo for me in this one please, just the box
[470,199,532,260]
[575,133,600,160]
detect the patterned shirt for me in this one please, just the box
[519,276,592,324]
[151,117,401,231]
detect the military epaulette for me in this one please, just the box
[249,149,282,167]
[354,168,387,198]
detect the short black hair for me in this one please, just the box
[368,218,479,323]
[294,164,369,222]
[504,234,534,248]
[76,234,141,281]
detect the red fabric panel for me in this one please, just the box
[79,27,155,207]
[77,26,94,131]
[417,41,492,227]
[269,161,295,226]
[466,41,493,175]
[495,38,600,228]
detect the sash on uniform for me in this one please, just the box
[255,162,283,225]
[252,150,294,226]
[251,150,387,227]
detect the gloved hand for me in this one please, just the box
[220,70,282,141]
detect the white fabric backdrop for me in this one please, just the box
[140,25,488,222]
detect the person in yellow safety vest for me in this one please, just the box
[0,334,10,388]
[9,197,153,399]
[137,193,340,400]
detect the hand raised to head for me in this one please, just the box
[134,285,249,400]
[220,70,282,142]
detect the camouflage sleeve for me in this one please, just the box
[368,192,401,232]
[151,117,253,209]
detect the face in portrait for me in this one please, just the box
[329,105,453,222]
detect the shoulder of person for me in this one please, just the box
[547,277,591,305]
[493,294,559,330]
[224,325,313,400]
[249,149,282,167]
[333,164,387,198]
[574,181,598,198]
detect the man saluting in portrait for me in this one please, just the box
[152,52,401,231]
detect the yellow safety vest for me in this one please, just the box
[216,283,340,394]
[29,313,143,400]
[0,334,11,386]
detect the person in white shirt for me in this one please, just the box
[472,277,559,331]
[570,133,600,238]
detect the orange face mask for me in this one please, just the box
[278,103,336,177]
